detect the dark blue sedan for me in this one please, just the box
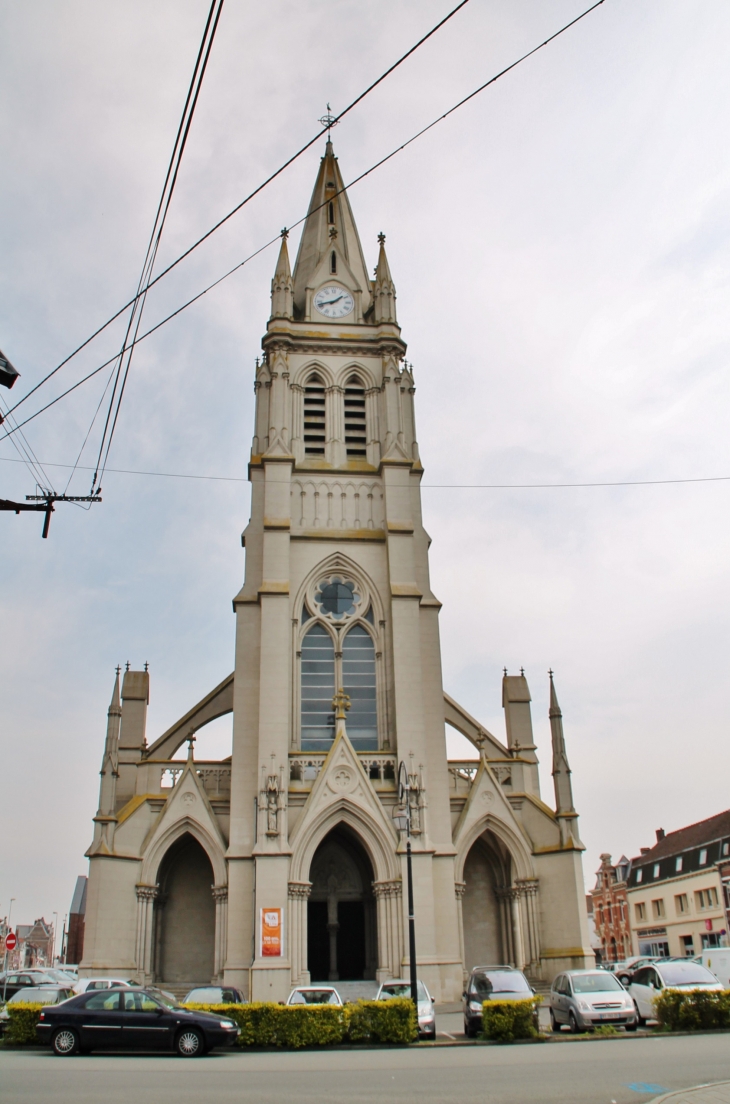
[36,987,240,1057]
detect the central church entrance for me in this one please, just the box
[307,825,377,981]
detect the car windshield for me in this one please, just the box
[571,973,624,993]
[148,991,182,1010]
[471,971,530,995]
[379,982,429,1001]
[10,988,70,1004]
[186,988,223,1003]
[658,964,717,986]
[289,989,338,1005]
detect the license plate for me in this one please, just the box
[599,1013,621,1020]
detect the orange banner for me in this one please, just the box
[261,907,283,957]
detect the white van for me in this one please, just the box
[695,949,730,988]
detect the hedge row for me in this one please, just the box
[183,998,417,1047]
[2,1004,43,1045]
[653,989,730,1032]
[480,998,541,1042]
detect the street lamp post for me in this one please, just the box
[392,762,418,1013]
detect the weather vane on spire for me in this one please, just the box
[318,103,338,133]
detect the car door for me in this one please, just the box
[551,976,566,1021]
[78,990,124,1048]
[630,968,655,1019]
[120,991,175,1049]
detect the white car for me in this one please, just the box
[286,986,342,1006]
[73,977,134,994]
[628,960,723,1024]
[376,979,436,1039]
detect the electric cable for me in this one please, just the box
[1,453,727,491]
[89,0,226,494]
[2,0,609,444]
[3,0,473,420]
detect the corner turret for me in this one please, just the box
[270,230,293,320]
[97,667,121,816]
[372,232,397,324]
[549,670,582,846]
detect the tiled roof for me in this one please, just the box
[632,808,730,863]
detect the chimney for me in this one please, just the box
[656,828,665,842]
[640,847,650,855]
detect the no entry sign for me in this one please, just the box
[4,932,17,951]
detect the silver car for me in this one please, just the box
[376,980,435,1039]
[550,969,637,1033]
[628,960,723,1025]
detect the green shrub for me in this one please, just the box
[183,998,416,1047]
[346,998,417,1044]
[480,997,541,1042]
[4,1004,44,1045]
[653,989,730,1032]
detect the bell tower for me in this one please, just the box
[225,138,462,1001]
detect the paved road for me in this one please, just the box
[2,1035,729,1104]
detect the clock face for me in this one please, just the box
[314,285,354,319]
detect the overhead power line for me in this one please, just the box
[1,454,727,490]
[4,0,473,421]
[2,0,608,443]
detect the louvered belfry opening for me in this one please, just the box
[344,376,367,457]
[303,375,326,455]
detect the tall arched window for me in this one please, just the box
[342,625,377,750]
[300,624,335,750]
[344,376,367,457]
[303,375,326,456]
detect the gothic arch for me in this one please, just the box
[293,551,385,627]
[292,361,336,389]
[337,362,378,390]
[455,812,535,885]
[290,798,400,886]
[141,815,227,888]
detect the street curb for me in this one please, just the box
[650,1081,730,1104]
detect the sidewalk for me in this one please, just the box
[647,1085,730,1104]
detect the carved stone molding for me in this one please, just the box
[372,879,402,900]
[212,884,229,902]
[515,878,539,897]
[135,884,159,902]
[454,881,467,900]
[288,881,312,900]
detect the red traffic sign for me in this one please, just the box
[4,932,17,951]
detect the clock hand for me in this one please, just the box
[320,294,344,305]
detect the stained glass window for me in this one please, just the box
[301,624,335,751]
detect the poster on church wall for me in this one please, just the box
[260,907,283,957]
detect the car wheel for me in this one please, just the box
[176,1028,205,1058]
[625,1023,637,1032]
[464,1017,475,1038]
[568,1011,581,1035]
[549,1010,561,1033]
[51,1028,80,1057]
[633,1002,646,1027]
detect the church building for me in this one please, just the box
[80,140,593,1001]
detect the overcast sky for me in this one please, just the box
[2,0,729,940]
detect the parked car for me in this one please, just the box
[73,977,134,994]
[36,986,240,1057]
[0,971,60,1000]
[462,965,536,1038]
[549,970,637,1033]
[183,986,246,1005]
[286,986,342,1006]
[0,985,75,1034]
[375,979,436,1039]
[694,949,730,989]
[628,961,723,1025]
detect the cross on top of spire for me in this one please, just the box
[378,232,386,245]
[318,103,338,133]
[332,688,351,721]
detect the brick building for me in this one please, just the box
[591,853,632,963]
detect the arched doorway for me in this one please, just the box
[307,825,377,981]
[154,834,215,984]
[462,830,511,972]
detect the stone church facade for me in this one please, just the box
[81,141,593,1000]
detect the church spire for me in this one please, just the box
[549,670,575,816]
[372,232,397,324]
[98,667,121,817]
[270,230,293,320]
[292,140,371,317]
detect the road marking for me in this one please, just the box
[626,1084,670,1094]
[440,1032,456,1040]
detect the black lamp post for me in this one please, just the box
[393,762,418,1012]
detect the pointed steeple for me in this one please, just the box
[372,232,397,324]
[292,140,371,318]
[549,670,575,816]
[270,230,293,320]
[98,668,121,817]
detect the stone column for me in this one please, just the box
[373,879,403,980]
[454,882,466,981]
[509,889,526,970]
[516,878,540,973]
[288,882,311,986]
[496,887,513,965]
[327,891,339,981]
[135,884,158,984]
[213,885,229,981]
